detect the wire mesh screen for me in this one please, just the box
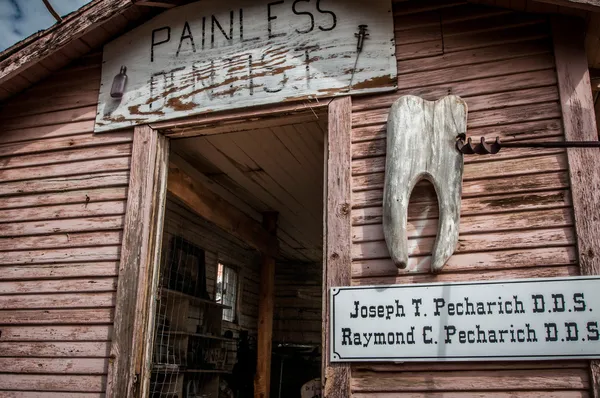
[149,235,235,398]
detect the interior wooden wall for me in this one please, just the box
[349,1,589,396]
[274,263,322,345]
[0,52,127,396]
[163,198,260,367]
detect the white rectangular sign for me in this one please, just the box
[95,0,396,132]
[331,276,600,362]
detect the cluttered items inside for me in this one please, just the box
[148,115,325,398]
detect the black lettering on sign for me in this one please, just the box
[341,328,351,345]
[296,46,319,89]
[565,322,579,341]
[261,52,287,93]
[532,294,545,313]
[202,17,206,48]
[212,11,235,48]
[573,293,586,312]
[267,1,286,39]
[444,325,456,343]
[422,326,433,344]
[545,322,558,342]
[552,294,566,312]
[248,54,254,95]
[176,21,196,57]
[433,298,445,316]
[239,8,260,42]
[587,321,599,341]
[151,26,171,62]
[292,0,314,34]
[412,298,422,316]
[526,324,538,342]
[316,0,337,31]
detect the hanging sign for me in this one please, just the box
[95,0,396,132]
[330,276,600,362]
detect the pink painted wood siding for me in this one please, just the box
[0,52,127,396]
[349,1,590,396]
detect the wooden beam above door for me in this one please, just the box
[167,161,279,257]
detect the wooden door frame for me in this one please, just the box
[108,97,351,397]
[107,125,170,398]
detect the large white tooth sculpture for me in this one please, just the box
[383,95,467,273]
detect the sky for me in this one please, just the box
[0,0,92,52]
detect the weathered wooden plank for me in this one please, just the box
[353,171,570,208]
[352,391,588,397]
[0,200,126,223]
[0,309,113,325]
[0,342,109,358]
[352,246,577,278]
[0,188,126,212]
[0,172,129,197]
[553,16,600,396]
[0,157,130,183]
[395,38,551,75]
[0,120,96,145]
[354,153,567,192]
[1,106,98,132]
[108,125,162,398]
[0,292,115,310]
[352,190,571,225]
[0,391,105,397]
[0,278,117,295]
[0,144,132,171]
[393,1,467,16]
[442,12,546,36]
[353,227,575,260]
[0,246,121,265]
[353,86,559,128]
[0,91,99,119]
[0,358,108,374]
[353,208,573,242]
[353,100,561,130]
[0,216,125,237]
[353,265,580,286]
[394,53,555,92]
[351,368,588,391]
[354,360,588,372]
[352,116,562,144]
[443,22,549,53]
[395,40,443,61]
[254,213,278,398]
[0,374,106,392]
[0,232,122,252]
[353,142,563,173]
[323,96,352,398]
[0,325,111,341]
[0,262,119,281]
[0,131,131,158]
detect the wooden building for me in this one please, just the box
[0,0,600,397]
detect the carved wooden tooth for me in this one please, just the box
[383,95,467,272]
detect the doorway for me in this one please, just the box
[146,112,326,398]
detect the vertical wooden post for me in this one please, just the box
[552,16,600,397]
[254,212,278,398]
[107,125,168,398]
[322,96,352,398]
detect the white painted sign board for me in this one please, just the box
[95,0,396,132]
[331,276,600,362]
